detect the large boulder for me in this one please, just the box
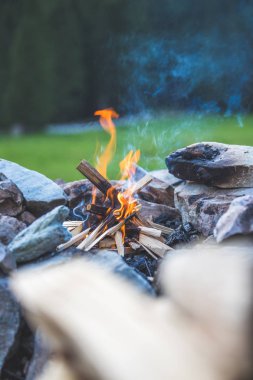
[174,182,253,236]
[0,159,67,216]
[0,176,24,216]
[166,142,253,188]
[0,277,20,376]
[9,206,71,263]
[214,195,253,242]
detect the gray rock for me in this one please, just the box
[0,179,24,216]
[166,142,253,188]
[9,206,71,263]
[0,159,67,216]
[150,169,183,187]
[139,199,181,229]
[214,195,253,243]
[18,210,36,226]
[0,277,20,375]
[175,182,253,236]
[0,243,16,274]
[26,331,49,380]
[139,177,176,207]
[61,179,93,208]
[0,215,26,245]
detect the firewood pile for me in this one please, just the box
[58,159,173,258]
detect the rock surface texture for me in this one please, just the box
[214,195,253,242]
[174,182,253,236]
[0,215,26,245]
[0,178,24,216]
[0,159,67,216]
[166,142,253,188]
[0,277,20,376]
[9,206,71,263]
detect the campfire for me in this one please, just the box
[57,109,173,258]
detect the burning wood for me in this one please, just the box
[59,159,173,258]
[58,109,174,258]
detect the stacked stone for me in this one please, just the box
[165,142,253,241]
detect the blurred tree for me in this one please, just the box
[0,0,252,131]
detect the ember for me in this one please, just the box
[58,109,173,258]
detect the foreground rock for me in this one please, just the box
[86,250,155,295]
[0,159,67,216]
[214,195,253,242]
[0,277,20,376]
[166,142,253,188]
[9,206,71,263]
[175,182,253,236]
[11,249,253,380]
[25,332,49,380]
[23,247,155,296]
[0,215,26,245]
[0,177,24,216]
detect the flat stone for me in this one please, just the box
[166,142,253,188]
[139,199,181,229]
[175,182,253,236]
[0,215,26,245]
[0,179,24,216]
[0,159,67,216]
[214,195,253,242]
[0,277,20,376]
[9,206,71,263]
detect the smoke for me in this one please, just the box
[117,31,252,117]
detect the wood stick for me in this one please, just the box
[86,203,108,217]
[139,233,172,258]
[57,228,91,251]
[84,212,136,251]
[139,226,162,238]
[128,241,141,251]
[134,238,158,260]
[127,174,153,196]
[77,160,112,195]
[77,221,106,250]
[70,224,83,236]
[147,220,174,235]
[63,221,83,227]
[99,237,116,249]
[84,220,125,251]
[114,231,124,256]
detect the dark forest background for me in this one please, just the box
[1,0,253,131]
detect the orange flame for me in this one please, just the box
[94,108,119,178]
[119,149,141,181]
[93,108,141,241]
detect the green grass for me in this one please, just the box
[1,113,253,181]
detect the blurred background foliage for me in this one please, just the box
[1,0,253,131]
[0,0,253,180]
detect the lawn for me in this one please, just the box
[1,113,253,181]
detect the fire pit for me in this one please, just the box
[0,113,253,380]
